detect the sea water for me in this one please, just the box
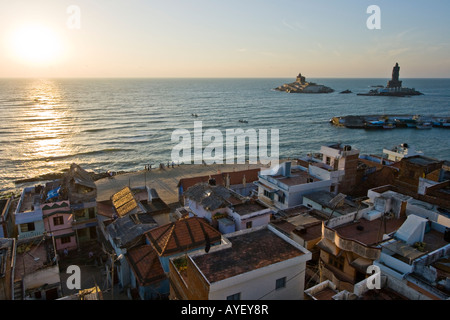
[0,77,449,192]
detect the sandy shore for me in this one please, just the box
[95,163,267,205]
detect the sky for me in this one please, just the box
[1,0,449,78]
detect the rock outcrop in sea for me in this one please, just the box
[274,73,334,93]
[357,63,423,97]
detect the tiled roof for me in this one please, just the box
[127,245,166,286]
[192,227,304,283]
[145,217,222,256]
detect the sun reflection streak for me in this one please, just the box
[21,80,76,175]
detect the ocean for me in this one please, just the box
[0,77,449,193]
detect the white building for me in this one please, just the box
[183,182,272,234]
[169,225,312,300]
[383,143,423,162]
[374,214,450,300]
[256,161,332,210]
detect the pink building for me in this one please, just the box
[41,200,77,253]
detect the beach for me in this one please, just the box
[95,163,267,206]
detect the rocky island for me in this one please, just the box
[357,63,423,97]
[274,73,334,93]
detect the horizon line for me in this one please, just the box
[1,76,450,80]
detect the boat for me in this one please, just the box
[238,119,248,124]
[383,123,395,129]
[416,122,432,129]
[432,119,450,128]
[365,120,384,129]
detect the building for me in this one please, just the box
[14,236,61,300]
[375,214,450,300]
[218,200,272,234]
[126,244,168,300]
[383,143,423,162]
[317,209,406,292]
[393,155,444,193]
[14,164,98,252]
[145,216,222,273]
[0,238,16,300]
[60,163,99,244]
[0,197,14,238]
[103,210,158,293]
[297,143,360,195]
[40,180,77,254]
[177,168,260,203]
[183,182,272,233]
[270,205,327,259]
[368,184,450,228]
[256,161,332,210]
[302,190,370,219]
[169,225,312,300]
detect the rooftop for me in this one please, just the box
[106,213,158,248]
[402,155,442,167]
[330,216,406,246]
[272,168,319,186]
[304,191,367,215]
[14,237,57,281]
[177,168,260,190]
[191,227,305,283]
[126,244,166,286]
[145,216,222,256]
[232,201,269,216]
[183,183,242,211]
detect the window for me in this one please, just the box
[88,207,96,219]
[278,193,285,204]
[276,277,286,290]
[20,222,35,233]
[246,221,253,229]
[263,190,274,200]
[60,236,71,244]
[226,293,241,300]
[326,157,331,165]
[53,216,64,226]
[329,255,345,271]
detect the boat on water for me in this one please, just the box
[364,120,384,129]
[383,123,395,129]
[416,122,432,129]
[432,119,450,128]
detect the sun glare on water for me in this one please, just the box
[10,25,63,65]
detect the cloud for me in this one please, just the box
[282,19,307,32]
[388,47,410,57]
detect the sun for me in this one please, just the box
[10,24,62,65]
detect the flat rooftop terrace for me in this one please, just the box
[232,201,268,216]
[272,169,319,186]
[191,228,305,283]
